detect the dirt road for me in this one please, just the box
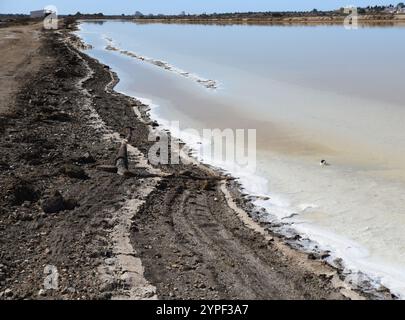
[0,22,43,115]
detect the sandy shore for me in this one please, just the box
[0,20,395,300]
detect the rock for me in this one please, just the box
[308,251,331,260]
[75,152,96,164]
[320,251,330,259]
[156,181,168,190]
[308,253,318,260]
[41,191,77,214]
[62,164,88,179]
[96,165,118,173]
[63,198,78,211]
[45,112,72,122]
[377,285,390,293]
[99,292,112,300]
[105,258,115,266]
[38,289,46,296]
[11,180,40,205]
[183,265,196,271]
[202,180,216,191]
[67,287,76,293]
[42,192,65,213]
[19,213,34,221]
[54,68,68,79]
[20,148,43,164]
[4,288,13,297]
[22,201,31,208]
[39,105,57,114]
[99,280,117,293]
[179,170,193,177]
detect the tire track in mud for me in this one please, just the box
[63,33,161,299]
[131,174,349,299]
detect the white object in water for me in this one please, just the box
[320,160,329,167]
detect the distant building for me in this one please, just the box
[384,6,397,14]
[30,9,53,19]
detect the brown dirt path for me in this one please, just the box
[0,22,44,115]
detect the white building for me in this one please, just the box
[30,9,53,18]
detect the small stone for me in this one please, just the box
[320,251,330,259]
[61,164,88,179]
[67,287,76,293]
[46,112,71,122]
[42,191,78,213]
[4,288,13,297]
[42,191,65,214]
[96,165,118,173]
[38,289,46,296]
[63,198,78,210]
[74,152,96,164]
[11,180,40,205]
[105,258,115,266]
[99,292,112,300]
[308,253,318,260]
[22,201,31,208]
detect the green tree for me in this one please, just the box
[134,11,143,17]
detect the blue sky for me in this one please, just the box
[0,0,397,15]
